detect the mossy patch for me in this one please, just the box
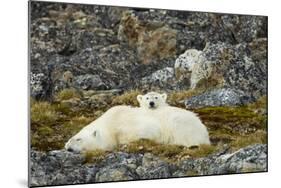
[83,150,108,164]
[194,105,267,135]
[31,101,60,126]
[55,88,82,101]
[31,99,97,151]
[229,130,267,151]
[116,139,218,163]
[111,90,141,107]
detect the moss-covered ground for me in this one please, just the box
[31,89,267,163]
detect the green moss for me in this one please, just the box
[194,106,267,135]
[247,96,267,110]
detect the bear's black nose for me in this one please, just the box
[67,148,74,152]
[149,101,155,107]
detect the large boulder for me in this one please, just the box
[185,88,253,109]
[175,41,267,100]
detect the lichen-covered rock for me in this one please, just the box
[30,72,53,100]
[185,88,253,109]
[173,42,267,101]
[175,49,201,78]
[30,144,267,186]
[136,153,172,179]
[176,144,267,175]
[141,67,175,89]
[30,150,97,186]
[74,74,107,90]
[30,2,267,99]
[118,11,177,64]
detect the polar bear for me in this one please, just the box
[65,105,162,152]
[65,92,210,152]
[137,92,210,146]
[137,92,168,109]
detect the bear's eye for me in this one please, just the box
[146,97,149,100]
[155,97,158,99]
[76,138,82,141]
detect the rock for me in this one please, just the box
[118,11,177,64]
[174,42,267,101]
[30,2,267,97]
[136,153,172,179]
[141,67,175,88]
[94,152,141,182]
[30,144,267,186]
[174,49,202,83]
[175,144,267,176]
[30,72,53,100]
[185,88,253,109]
[74,74,107,90]
[30,150,97,186]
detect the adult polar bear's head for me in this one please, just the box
[64,126,106,152]
[137,92,168,109]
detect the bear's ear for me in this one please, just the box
[161,93,167,101]
[137,95,143,104]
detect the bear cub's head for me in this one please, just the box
[137,92,168,109]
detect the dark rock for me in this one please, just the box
[185,88,253,109]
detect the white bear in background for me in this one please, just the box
[65,92,210,152]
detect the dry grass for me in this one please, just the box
[31,101,59,125]
[168,89,204,107]
[84,149,108,164]
[229,130,267,151]
[55,88,82,101]
[117,139,218,163]
[111,90,141,107]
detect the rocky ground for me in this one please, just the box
[30,144,267,186]
[29,1,268,187]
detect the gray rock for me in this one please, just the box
[176,144,267,176]
[74,74,107,90]
[141,67,175,86]
[30,72,53,100]
[30,144,267,186]
[174,42,267,101]
[136,153,172,179]
[185,88,253,109]
[30,150,97,186]
[30,2,267,97]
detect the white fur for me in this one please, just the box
[65,92,210,152]
[65,106,162,152]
